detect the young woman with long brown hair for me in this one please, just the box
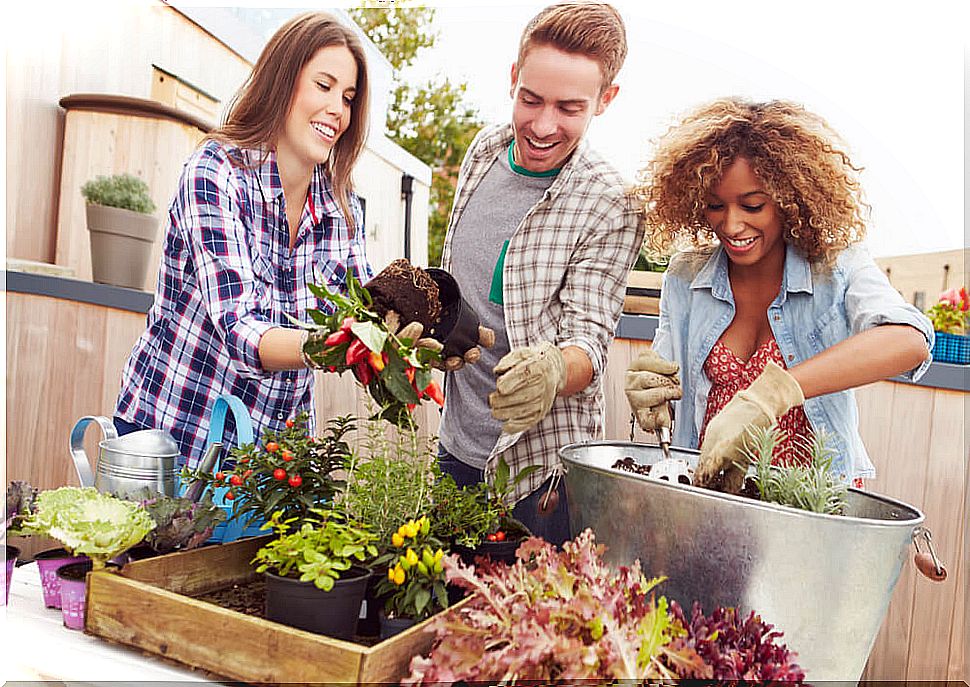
[114,12,373,464]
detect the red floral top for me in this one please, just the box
[700,337,812,466]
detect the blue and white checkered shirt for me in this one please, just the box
[116,139,372,464]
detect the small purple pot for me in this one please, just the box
[57,560,93,630]
[35,548,88,608]
[4,545,20,605]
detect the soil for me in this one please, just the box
[611,456,761,499]
[365,259,442,332]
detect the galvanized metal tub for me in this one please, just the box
[561,441,925,681]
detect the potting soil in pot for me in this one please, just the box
[365,259,441,332]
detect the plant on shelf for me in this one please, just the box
[18,487,155,571]
[925,286,969,335]
[373,515,450,622]
[292,272,444,428]
[253,508,380,591]
[182,412,352,528]
[741,425,849,515]
[127,487,226,555]
[81,173,157,214]
[337,414,438,545]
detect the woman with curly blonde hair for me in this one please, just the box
[624,98,933,492]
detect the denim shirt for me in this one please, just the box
[652,243,934,481]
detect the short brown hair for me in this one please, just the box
[209,12,370,233]
[517,3,628,90]
[636,98,868,267]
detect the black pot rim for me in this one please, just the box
[56,560,94,581]
[264,564,372,586]
[6,545,21,560]
[33,547,78,560]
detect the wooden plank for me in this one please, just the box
[945,407,968,682]
[906,390,966,679]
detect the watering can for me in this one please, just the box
[69,416,181,498]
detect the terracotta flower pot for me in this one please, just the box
[264,565,371,640]
[34,548,88,608]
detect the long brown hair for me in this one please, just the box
[209,12,370,233]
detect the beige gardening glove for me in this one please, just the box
[489,341,565,434]
[695,361,805,493]
[624,349,682,431]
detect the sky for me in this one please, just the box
[399,1,966,259]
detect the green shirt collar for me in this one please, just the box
[508,141,561,178]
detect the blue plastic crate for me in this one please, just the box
[931,331,970,365]
[179,394,266,542]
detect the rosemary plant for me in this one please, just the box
[741,425,849,515]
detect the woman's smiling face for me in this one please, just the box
[704,157,786,269]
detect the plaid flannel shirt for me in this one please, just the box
[442,123,644,504]
[116,139,372,464]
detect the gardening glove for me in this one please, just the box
[436,325,497,372]
[489,341,565,435]
[624,349,682,431]
[695,361,805,493]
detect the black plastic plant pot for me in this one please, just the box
[356,573,383,638]
[425,268,483,359]
[454,539,521,567]
[264,565,371,640]
[378,610,418,640]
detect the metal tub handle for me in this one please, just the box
[912,526,947,581]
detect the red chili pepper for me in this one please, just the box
[340,316,356,332]
[405,366,415,384]
[407,403,416,412]
[243,469,253,478]
[327,365,336,373]
[345,338,369,366]
[325,329,351,346]
[424,380,445,407]
[368,350,385,373]
[288,474,303,488]
[273,468,286,481]
[354,360,373,386]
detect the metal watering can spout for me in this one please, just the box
[69,416,181,497]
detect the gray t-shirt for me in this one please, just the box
[438,145,557,468]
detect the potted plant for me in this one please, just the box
[4,480,38,604]
[17,486,155,629]
[126,487,226,558]
[182,412,352,531]
[925,286,970,364]
[252,507,379,640]
[372,515,450,638]
[403,529,805,684]
[81,172,159,290]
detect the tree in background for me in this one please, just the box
[349,3,483,267]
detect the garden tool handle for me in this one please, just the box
[656,425,672,461]
[912,527,947,581]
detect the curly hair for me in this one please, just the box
[635,98,869,267]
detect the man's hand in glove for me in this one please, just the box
[695,361,805,493]
[437,325,496,372]
[624,349,682,431]
[489,341,565,434]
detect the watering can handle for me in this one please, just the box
[197,394,255,469]
[69,415,118,488]
[912,526,947,582]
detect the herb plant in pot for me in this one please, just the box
[252,508,379,640]
[372,515,450,639]
[5,480,38,604]
[925,286,970,364]
[17,487,155,629]
[81,172,159,290]
[127,487,226,559]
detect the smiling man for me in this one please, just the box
[436,3,643,544]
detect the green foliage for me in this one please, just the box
[81,173,156,214]
[180,413,353,528]
[925,286,969,334]
[349,3,484,267]
[336,415,437,544]
[374,515,450,620]
[127,487,226,554]
[428,473,500,548]
[19,487,156,570]
[252,508,379,591]
[741,425,849,515]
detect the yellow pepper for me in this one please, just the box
[391,532,405,548]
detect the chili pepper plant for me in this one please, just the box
[373,515,450,621]
[294,273,444,428]
[181,413,353,528]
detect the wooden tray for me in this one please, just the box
[84,535,450,684]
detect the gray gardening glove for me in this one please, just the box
[489,341,565,434]
[695,361,805,493]
[624,349,682,431]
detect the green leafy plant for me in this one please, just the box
[741,425,849,515]
[81,173,156,214]
[428,473,500,548]
[18,487,155,570]
[292,273,443,428]
[337,415,438,545]
[373,515,450,621]
[252,508,379,591]
[181,413,352,528]
[925,286,969,334]
[127,487,226,554]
